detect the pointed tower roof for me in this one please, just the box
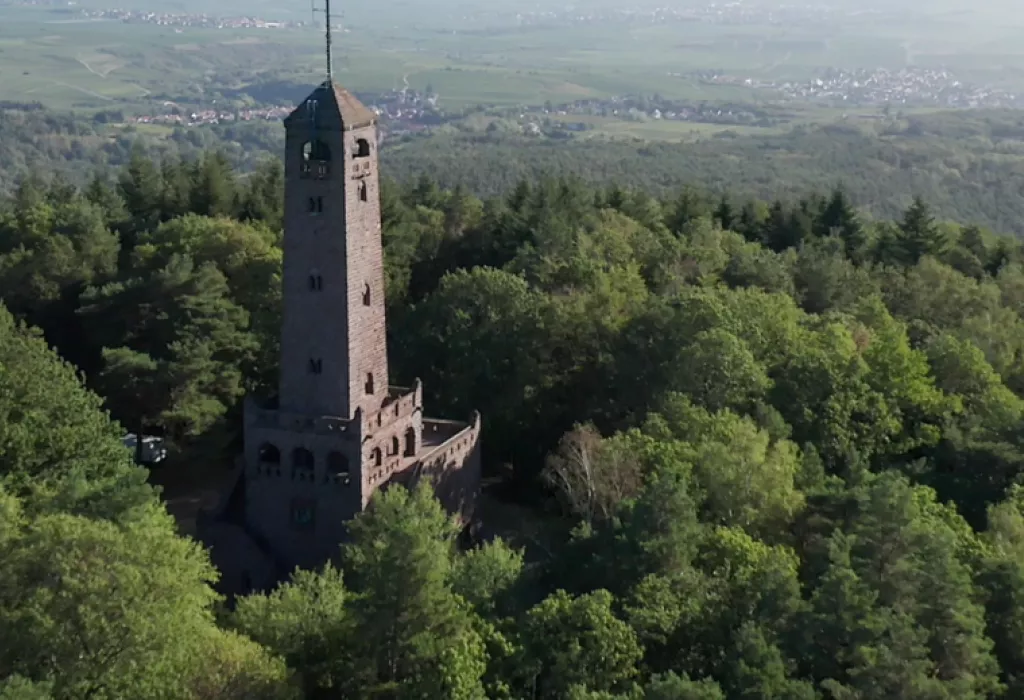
[284,80,377,131]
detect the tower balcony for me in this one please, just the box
[244,397,356,438]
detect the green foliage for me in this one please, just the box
[79,253,256,440]
[230,566,348,695]
[0,676,53,700]
[521,589,643,698]
[0,486,296,700]
[343,483,488,699]
[451,539,526,616]
[0,305,152,519]
[0,506,213,697]
[643,673,724,700]
[897,197,951,265]
[2,147,1024,699]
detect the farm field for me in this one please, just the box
[2,0,1024,132]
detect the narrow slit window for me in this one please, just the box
[362,283,371,306]
[359,181,368,202]
[404,428,416,457]
[309,358,322,374]
[365,372,375,395]
[309,274,323,291]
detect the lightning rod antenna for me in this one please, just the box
[325,0,333,81]
[312,0,334,82]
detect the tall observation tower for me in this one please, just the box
[200,3,482,592]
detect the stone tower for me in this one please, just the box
[200,79,482,591]
[277,82,388,422]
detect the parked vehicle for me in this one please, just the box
[122,434,168,466]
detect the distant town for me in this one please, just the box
[484,1,880,32]
[702,67,1023,109]
[124,87,442,130]
[74,8,304,30]
[119,63,1022,144]
[3,0,305,29]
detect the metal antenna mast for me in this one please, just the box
[312,0,334,81]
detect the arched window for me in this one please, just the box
[301,141,325,177]
[302,140,331,163]
[372,447,382,466]
[308,196,323,214]
[327,451,350,477]
[258,443,281,465]
[308,358,322,374]
[365,372,375,395]
[391,436,400,456]
[358,181,368,202]
[353,138,371,158]
[362,283,371,306]
[292,447,314,470]
[309,274,323,291]
[404,428,416,457]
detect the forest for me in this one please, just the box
[4,147,1024,699]
[9,107,1024,234]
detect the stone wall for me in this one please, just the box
[342,124,390,420]
[241,398,365,572]
[358,381,424,509]
[414,412,482,524]
[278,109,387,421]
[279,121,351,418]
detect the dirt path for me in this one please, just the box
[52,80,114,101]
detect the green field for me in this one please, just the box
[2,1,1024,121]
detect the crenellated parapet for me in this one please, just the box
[358,379,424,508]
[407,410,482,524]
[361,379,423,433]
[245,397,360,439]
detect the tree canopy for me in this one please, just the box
[2,151,1024,698]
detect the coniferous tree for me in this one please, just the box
[117,147,164,236]
[665,186,710,235]
[237,158,285,230]
[714,195,735,231]
[188,151,236,218]
[817,187,866,257]
[898,196,949,264]
[760,200,787,251]
[342,483,487,699]
[160,157,193,222]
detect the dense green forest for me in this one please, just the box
[9,107,1024,234]
[6,148,1024,699]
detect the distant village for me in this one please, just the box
[75,9,302,30]
[2,0,303,28]
[124,87,441,130]
[121,67,1021,142]
[526,95,785,128]
[497,1,871,31]
[120,87,796,144]
[701,67,1023,109]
